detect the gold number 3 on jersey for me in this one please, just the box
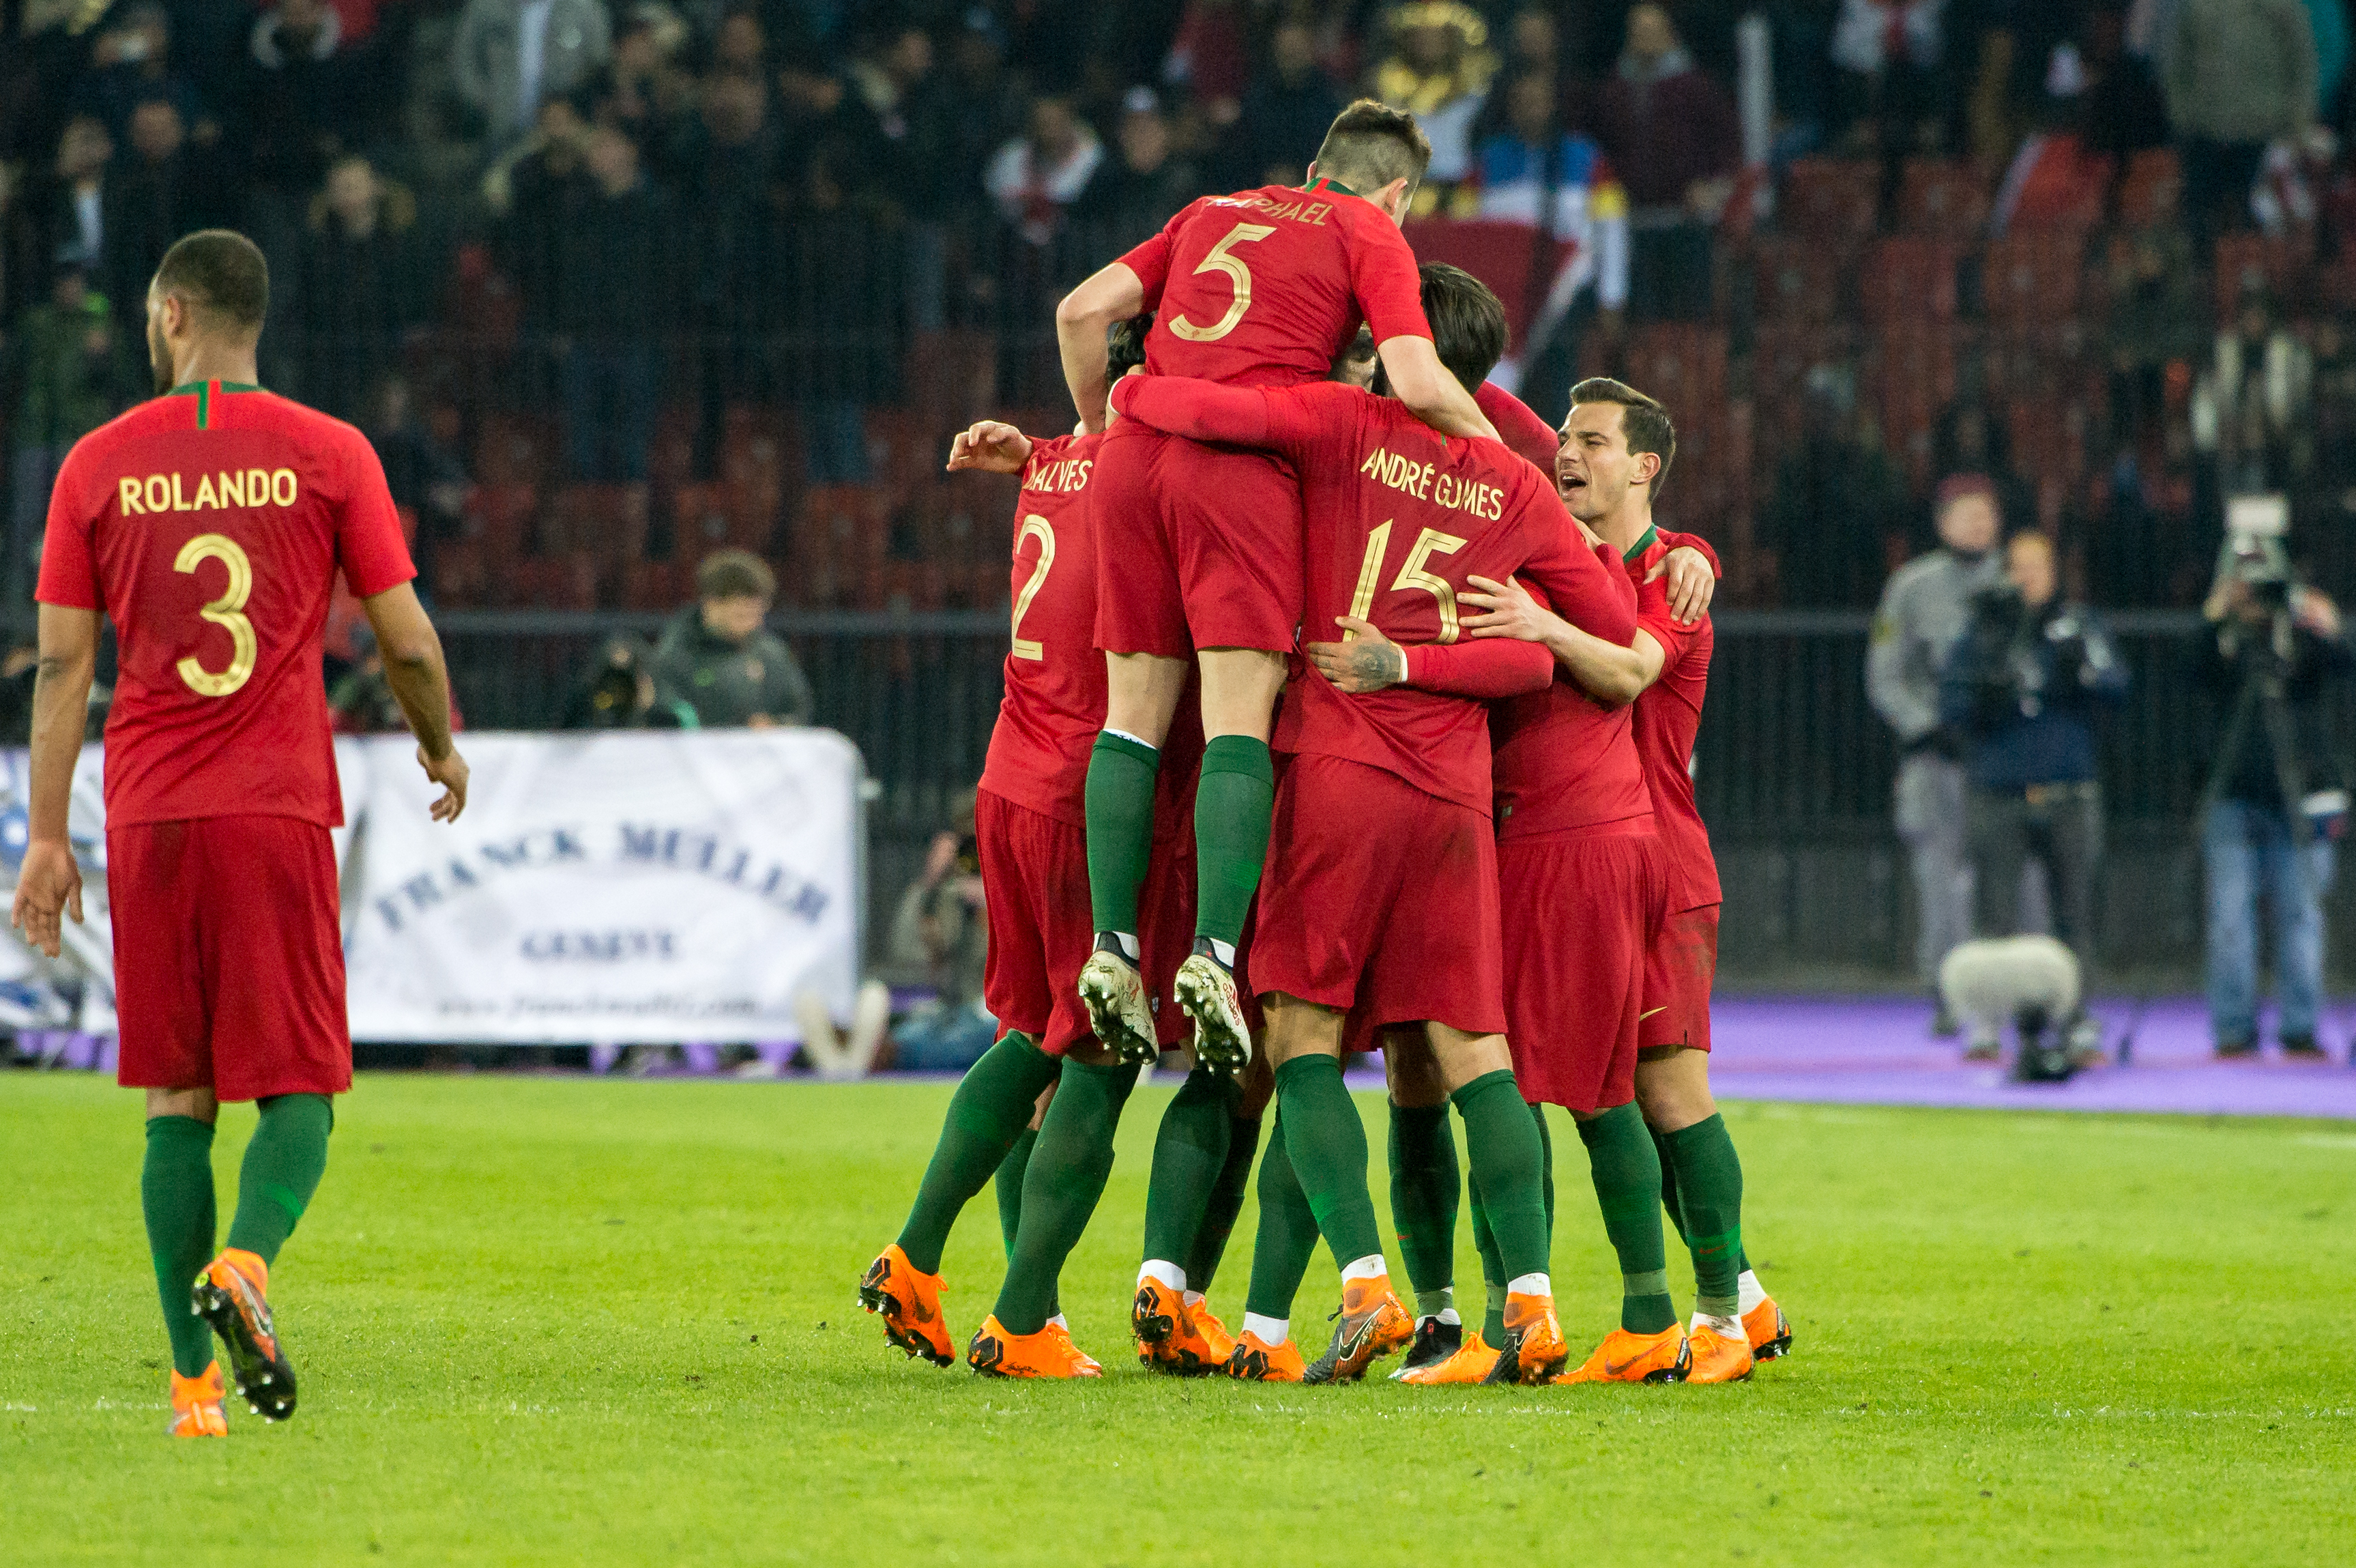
[174,533,257,697]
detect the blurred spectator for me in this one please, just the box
[1828,0,1950,158]
[651,550,814,727]
[1940,528,2129,1062]
[1371,1,1498,192]
[0,163,40,325]
[681,70,783,453]
[240,0,368,193]
[985,96,1103,248]
[1231,19,1346,187]
[1871,477,2005,1028]
[42,116,113,276]
[1765,0,1840,158]
[553,124,671,484]
[2199,553,2350,1055]
[585,5,697,169]
[845,25,959,329]
[937,11,1026,205]
[711,6,769,77]
[1471,68,1630,414]
[295,156,424,422]
[491,93,589,395]
[1163,0,1252,126]
[1079,89,1203,252]
[102,100,229,348]
[885,789,995,1071]
[1931,401,2035,549]
[8,261,137,594]
[2072,5,2171,158]
[2102,223,2204,444]
[452,0,613,145]
[1761,366,1909,605]
[364,374,470,584]
[2192,280,2314,495]
[1587,3,1739,321]
[783,141,901,484]
[2164,0,2318,240]
[71,1,207,147]
[329,626,409,733]
[560,633,695,727]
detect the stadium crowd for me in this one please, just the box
[7,0,2356,622]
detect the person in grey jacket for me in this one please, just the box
[650,551,815,728]
[2164,0,2318,239]
[452,0,611,144]
[1869,476,2003,1031]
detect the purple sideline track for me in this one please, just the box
[1328,995,2356,1119]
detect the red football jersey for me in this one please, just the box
[1109,375,1637,814]
[1120,180,1431,389]
[38,380,414,828]
[1475,381,1562,472]
[1629,527,1721,910]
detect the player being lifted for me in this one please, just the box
[1108,263,1639,1382]
[12,231,467,1437]
[1054,100,1498,1075]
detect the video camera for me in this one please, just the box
[2218,495,2295,613]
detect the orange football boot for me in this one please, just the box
[1303,1275,1414,1384]
[1223,1330,1305,1382]
[1554,1324,1691,1384]
[1133,1280,1231,1376]
[1398,1329,1500,1385]
[1743,1296,1793,1361]
[192,1248,296,1421]
[1685,1323,1754,1383]
[1045,1319,1102,1375]
[968,1315,1099,1378]
[167,1362,229,1438]
[860,1245,955,1367]
[1187,1302,1238,1369]
[1481,1292,1570,1386]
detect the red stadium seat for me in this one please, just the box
[2213,231,2316,319]
[1751,236,1848,326]
[1896,159,1992,241]
[674,482,776,557]
[1982,230,2086,328]
[474,413,556,488]
[430,539,488,608]
[2116,149,2182,230]
[1779,159,1880,248]
[542,483,646,561]
[620,560,684,611]
[1861,237,1962,329]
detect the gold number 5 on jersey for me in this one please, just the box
[1167,222,1278,344]
[174,533,257,697]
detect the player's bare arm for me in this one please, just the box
[1375,334,1500,441]
[1054,262,1144,434]
[10,602,96,957]
[1463,573,1665,704]
[946,420,1034,474]
[360,581,468,822]
[1649,545,1716,624]
[1304,616,1409,691]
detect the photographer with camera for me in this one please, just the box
[886,787,995,1072]
[2199,524,2352,1059]
[1939,529,2129,1063]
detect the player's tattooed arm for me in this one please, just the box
[946,421,1034,474]
[11,605,96,957]
[1463,575,1663,704]
[1305,618,1409,692]
[1306,617,1552,698]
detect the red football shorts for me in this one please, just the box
[1498,824,1669,1113]
[978,787,1195,1056]
[111,814,350,1101]
[1091,423,1304,658]
[1639,902,1720,1054]
[1250,754,1505,1037]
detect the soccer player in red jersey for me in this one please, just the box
[1109,263,1640,1383]
[10,231,466,1436]
[1053,100,1502,1077]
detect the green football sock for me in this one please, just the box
[224,1094,331,1266]
[1193,735,1275,948]
[994,1128,1038,1260]
[143,1116,219,1378]
[1183,1115,1260,1294]
[1452,1072,1549,1284]
[1242,1111,1320,1321]
[1534,1099,1556,1232]
[1653,1123,1688,1243]
[1661,1114,1745,1320]
[1273,1054,1385,1268]
[993,1056,1139,1335]
[897,1031,1059,1274]
[1085,731,1160,936]
[1575,1103,1677,1335]
[1468,1187,1507,1345]
[1141,1065,1238,1268]
[1386,1101,1458,1309]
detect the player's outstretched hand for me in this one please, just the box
[946,421,1033,474]
[1461,575,1562,644]
[1304,617,1408,693]
[420,744,469,824]
[1648,545,1716,624]
[11,839,83,959]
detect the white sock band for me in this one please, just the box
[1208,938,1236,966]
[1691,1311,1743,1338]
[1103,728,1157,752]
[1242,1311,1288,1345]
[1182,1290,1204,1309]
[1340,1254,1388,1283]
[1138,1260,1186,1293]
[1506,1272,1550,1298]
[1736,1269,1766,1315]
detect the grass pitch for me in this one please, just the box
[4,1073,2351,1566]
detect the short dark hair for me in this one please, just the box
[697,548,776,602]
[1107,312,1153,377]
[1419,263,1507,394]
[1568,376,1676,493]
[151,229,269,330]
[1313,99,1431,196]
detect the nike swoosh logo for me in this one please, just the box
[1604,1353,1649,1376]
[1639,1007,1667,1021]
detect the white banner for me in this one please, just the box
[339,730,862,1042]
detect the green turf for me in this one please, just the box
[5,1074,2351,1565]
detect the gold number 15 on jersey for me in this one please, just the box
[175,533,257,697]
[1168,223,1277,344]
[1346,521,1471,642]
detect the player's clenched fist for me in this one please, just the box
[946,421,1034,474]
[420,744,469,823]
[11,838,83,958]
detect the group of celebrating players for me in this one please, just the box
[860,99,1792,1386]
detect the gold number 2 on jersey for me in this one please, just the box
[1345,521,1470,643]
[1167,222,1278,344]
[174,533,257,697]
[1010,514,1055,660]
